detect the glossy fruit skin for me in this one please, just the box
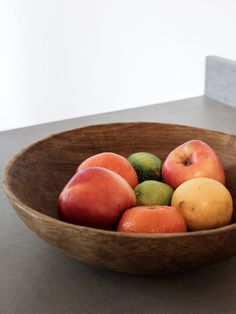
[58,167,136,230]
[77,152,138,188]
[127,152,162,182]
[162,140,225,189]
[134,180,173,206]
[171,177,233,231]
[117,206,187,233]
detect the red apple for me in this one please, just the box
[58,167,136,230]
[162,140,225,189]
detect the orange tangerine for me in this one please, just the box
[117,205,187,233]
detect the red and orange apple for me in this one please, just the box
[162,140,225,189]
[58,167,136,230]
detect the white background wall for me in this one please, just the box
[1,0,236,131]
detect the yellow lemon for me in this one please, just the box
[171,177,233,231]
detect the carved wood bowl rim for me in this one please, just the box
[3,121,236,240]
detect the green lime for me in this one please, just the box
[128,152,162,182]
[134,180,173,206]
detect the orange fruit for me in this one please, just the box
[77,152,138,188]
[117,206,187,233]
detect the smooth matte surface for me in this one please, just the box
[205,56,236,107]
[1,96,236,313]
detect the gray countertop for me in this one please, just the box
[1,95,236,314]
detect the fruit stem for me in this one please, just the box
[183,159,192,166]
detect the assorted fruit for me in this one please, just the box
[58,139,234,234]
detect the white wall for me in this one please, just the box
[1,0,236,131]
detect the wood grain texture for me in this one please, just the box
[3,122,236,274]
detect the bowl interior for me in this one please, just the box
[5,122,236,225]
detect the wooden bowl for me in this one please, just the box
[3,122,236,275]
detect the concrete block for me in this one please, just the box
[205,55,236,107]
